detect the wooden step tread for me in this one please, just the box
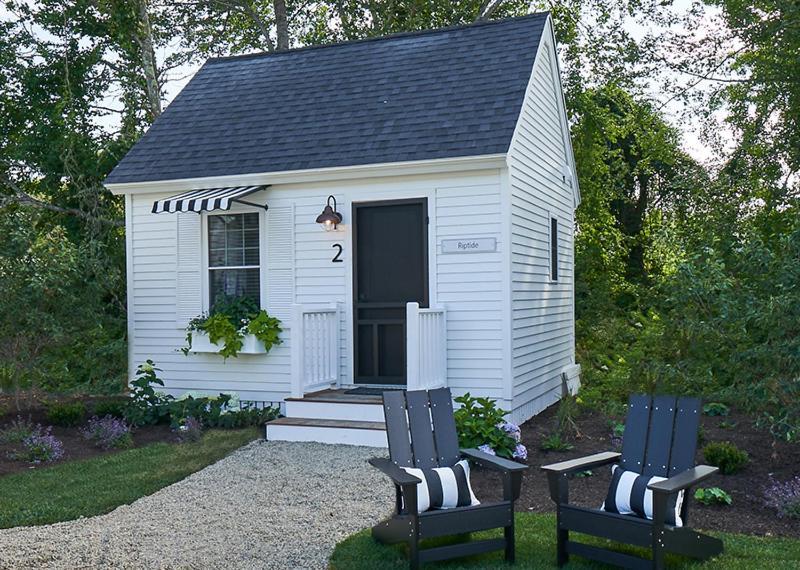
[285,389,383,405]
[269,417,386,431]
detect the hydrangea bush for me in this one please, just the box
[764,476,800,519]
[82,416,133,450]
[454,394,527,462]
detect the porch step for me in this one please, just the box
[284,398,385,422]
[266,417,387,447]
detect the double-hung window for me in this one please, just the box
[207,212,261,309]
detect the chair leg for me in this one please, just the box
[408,538,420,570]
[556,527,569,567]
[504,520,515,562]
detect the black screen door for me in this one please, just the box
[353,199,428,385]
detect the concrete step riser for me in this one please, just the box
[266,424,388,447]
[284,400,385,422]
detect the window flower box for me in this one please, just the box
[188,331,268,355]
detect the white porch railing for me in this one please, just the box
[406,302,447,391]
[290,303,341,397]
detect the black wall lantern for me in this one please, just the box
[316,195,343,231]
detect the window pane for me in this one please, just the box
[244,229,259,248]
[226,248,244,266]
[244,247,260,265]
[210,268,260,308]
[550,217,558,281]
[208,212,260,268]
[209,249,226,266]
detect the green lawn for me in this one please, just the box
[330,513,800,569]
[0,428,258,529]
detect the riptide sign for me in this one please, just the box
[441,237,497,254]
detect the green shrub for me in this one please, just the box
[703,441,749,474]
[124,361,171,427]
[703,402,730,417]
[695,487,733,506]
[453,393,518,459]
[45,401,87,427]
[92,398,128,419]
[540,433,574,452]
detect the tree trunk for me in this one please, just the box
[134,0,161,121]
[274,0,289,51]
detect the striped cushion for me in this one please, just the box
[400,459,480,513]
[602,465,684,527]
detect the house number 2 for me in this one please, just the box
[331,244,343,263]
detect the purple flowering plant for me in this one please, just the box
[82,416,133,450]
[7,424,65,464]
[764,475,800,519]
[477,444,496,456]
[174,416,203,443]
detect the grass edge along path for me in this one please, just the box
[0,428,258,529]
[330,513,800,569]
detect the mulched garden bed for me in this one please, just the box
[470,402,800,538]
[0,396,175,477]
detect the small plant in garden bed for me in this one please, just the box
[82,416,133,450]
[125,360,171,426]
[45,401,87,427]
[609,420,625,450]
[454,393,526,461]
[764,475,800,519]
[540,432,574,452]
[174,416,203,443]
[695,487,733,506]
[703,441,749,474]
[7,425,64,464]
[0,416,39,443]
[92,398,128,419]
[703,402,730,417]
[182,295,282,358]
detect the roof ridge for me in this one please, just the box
[206,12,549,64]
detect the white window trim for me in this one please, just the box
[200,205,268,312]
[548,211,559,283]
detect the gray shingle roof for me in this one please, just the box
[105,14,548,185]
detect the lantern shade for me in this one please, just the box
[316,197,343,231]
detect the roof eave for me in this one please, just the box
[104,153,508,195]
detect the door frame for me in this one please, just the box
[351,197,429,385]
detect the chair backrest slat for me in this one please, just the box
[668,397,701,476]
[643,395,678,477]
[429,388,461,467]
[383,390,414,467]
[620,394,651,472]
[406,390,438,468]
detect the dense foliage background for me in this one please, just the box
[0,1,797,438]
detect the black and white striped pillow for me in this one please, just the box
[602,465,684,527]
[400,459,480,513]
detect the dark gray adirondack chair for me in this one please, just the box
[369,387,529,569]
[542,394,723,569]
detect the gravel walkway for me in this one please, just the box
[0,441,393,569]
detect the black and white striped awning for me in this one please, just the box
[151,185,267,214]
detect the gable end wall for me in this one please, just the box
[506,23,576,424]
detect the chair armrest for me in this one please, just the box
[648,465,718,495]
[541,451,621,475]
[369,457,421,486]
[460,448,529,473]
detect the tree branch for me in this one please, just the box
[0,173,124,228]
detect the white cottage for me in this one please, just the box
[105,13,580,446]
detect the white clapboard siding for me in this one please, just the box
[436,183,505,400]
[266,205,295,322]
[128,193,291,403]
[506,28,577,423]
[175,213,202,327]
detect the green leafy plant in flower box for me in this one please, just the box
[182,295,282,359]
